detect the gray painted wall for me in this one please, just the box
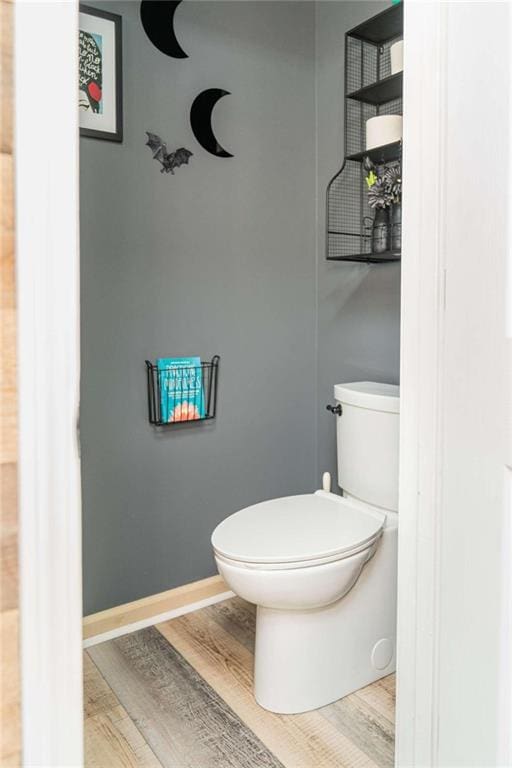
[314,1,401,485]
[81,0,401,615]
[81,1,317,614]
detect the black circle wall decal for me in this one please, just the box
[140,1,188,59]
[190,89,234,158]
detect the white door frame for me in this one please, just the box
[397,2,512,766]
[14,2,511,767]
[396,3,449,764]
[15,1,83,765]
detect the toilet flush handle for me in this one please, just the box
[326,403,342,416]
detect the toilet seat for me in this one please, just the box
[212,491,385,571]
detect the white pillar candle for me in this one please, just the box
[390,41,403,75]
[366,115,402,150]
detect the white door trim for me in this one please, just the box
[15,1,83,765]
[503,7,512,760]
[397,2,512,766]
[396,3,447,764]
[13,2,512,767]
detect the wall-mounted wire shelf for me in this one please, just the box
[347,72,402,106]
[145,355,220,426]
[348,3,403,44]
[326,3,403,263]
[347,140,401,164]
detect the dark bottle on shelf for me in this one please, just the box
[390,202,401,252]
[371,207,390,254]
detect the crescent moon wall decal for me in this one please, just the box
[140,1,188,59]
[190,89,234,158]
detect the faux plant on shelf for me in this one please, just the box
[364,157,402,254]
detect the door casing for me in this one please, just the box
[14,2,512,766]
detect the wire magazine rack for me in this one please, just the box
[145,355,220,426]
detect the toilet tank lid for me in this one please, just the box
[334,381,400,413]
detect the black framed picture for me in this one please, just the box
[79,5,123,142]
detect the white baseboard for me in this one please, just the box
[84,589,234,648]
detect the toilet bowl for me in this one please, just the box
[211,381,399,714]
[212,491,385,610]
[212,490,397,713]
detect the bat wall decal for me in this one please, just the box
[145,132,193,174]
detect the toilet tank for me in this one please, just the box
[334,382,399,512]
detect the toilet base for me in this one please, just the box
[253,523,397,714]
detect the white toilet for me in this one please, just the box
[211,381,399,714]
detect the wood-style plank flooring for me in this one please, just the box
[85,598,395,768]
